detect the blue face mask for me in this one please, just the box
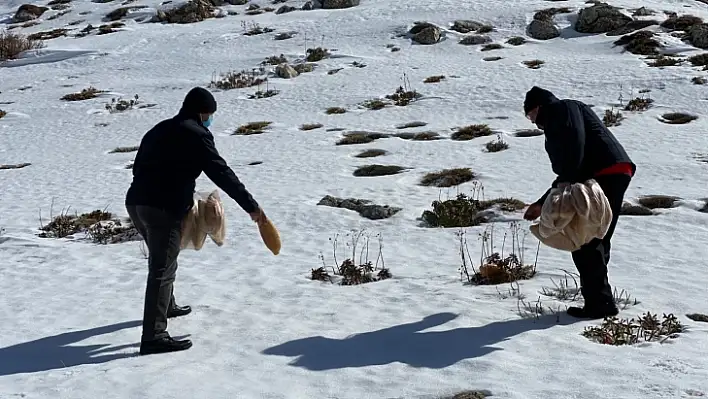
[203,115,213,128]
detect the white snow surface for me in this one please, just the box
[2,0,708,398]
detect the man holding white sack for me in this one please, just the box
[125,87,266,355]
[522,86,636,320]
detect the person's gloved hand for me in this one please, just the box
[249,207,266,224]
[523,203,542,221]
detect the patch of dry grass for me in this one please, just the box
[109,146,139,154]
[61,86,104,101]
[299,123,323,131]
[234,121,272,135]
[306,47,330,62]
[637,195,680,209]
[326,106,346,114]
[424,75,445,83]
[484,135,509,152]
[647,56,682,67]
[354,149,387,158]
[522,59,544,69]
[420,168,475,187]
[481,43,503,51]
[451,124,494,140]
[353,164,407,177]
[659,112,697,124]
[603,108,624,127]
[209,70,266,90]
[614,30,660,55]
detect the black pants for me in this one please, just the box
[126,205,182,341]
[571,174,631,308]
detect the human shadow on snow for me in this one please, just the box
[0,320,142,376]
[262,312,579,370]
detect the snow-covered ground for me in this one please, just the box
[2,0,708,398]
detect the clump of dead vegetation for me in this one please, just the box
[311,229,391,285]
[624,93,653,111]
[451,124,494,141]
[38,205,139,244]
[602,108,624,127]
[353,164,407,177]
[614,30,660,55]
[637,194,680,209]
[507,36,526,46]
[686,313,708,323]
[306,47,330,62]
[522,59,544,69]
[458,222,538,285]
[0,30,44,61]
[234,121,272,135]
[209,69,267,90]
[484,135,509,152]
[361,99,387,110]
[420,168,475,188]
[692,76,707,85]
[261,54,287,66]
[647,56,682,67]
[300,123,323,131]
[421,181,526,228]
[61,86,105,101]
[242,21,274,36]
[336,131,388,145]
[27,28,69,41]
[105,94,141,113]
[326,106,346,114]
[385,75,422,106]
[659,112,698,124]
[424,75,445,83]
[688,53,708,68]
[248,84,279,100]
[0,109,7,119]
[395,131,441,141]
[582,312,684,346]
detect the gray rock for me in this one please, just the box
[527,19,560,40]
[302,0,321,9]
[575,3,632,34]
[413,26,441,44]
[322,0,359,9]
[317,195,402,220]
[275,63,299,78]
[459,34,492,45]
[687,23,708,49]
[275,5,296,14]
[451,19,483,33]
[12,4,49,23]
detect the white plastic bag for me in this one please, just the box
[180,190,226,250]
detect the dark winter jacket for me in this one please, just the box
[125,109,259,217]
[530,88,636,205]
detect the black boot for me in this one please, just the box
[140,336,192,355]
[167,304,192,318]
[567,303,619,319]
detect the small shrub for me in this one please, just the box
[602,108,623,127]
[659,112,697,124]
[353,164,407,177]
[312,230,390,286]
[420,168,475,188]
[647,56,682,67]
[105,94,140,113]
[326,107,346,114]
[261,54,287,65]
[458,223,538,285]
[692,76,707,85]
[522,59,544,69]
[422,183,526,228]
[354,149,387,158]
[507,36,526,45]
[234,121,272,135]
[385,82,421,106]
[61,86,104,101]
[396,131,441,141]
[361,99,387,110]
[39,209,112,239]
[300,123,323,131]
[614,30,660,55]
[0,109,6,119]
[624,96,653,111]
[306,47,330,62]
[109,146,139,154]
[481,43,503,51]
[242,21,274,36]
[540,269,581,301]
[637,195,680,209]
[248,89,279,99]
[484,135,509,152]
[451,124,493,140]
[0,30,44,61]
[209,70,267,90]
[424,75,445,83]
[582,312,684,345]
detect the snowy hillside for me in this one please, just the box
[2,0,708,397]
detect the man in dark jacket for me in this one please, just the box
[522,86,636,319]
[125,87,265,355]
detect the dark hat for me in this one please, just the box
[523,86,557,114]
[182,87,217,114]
